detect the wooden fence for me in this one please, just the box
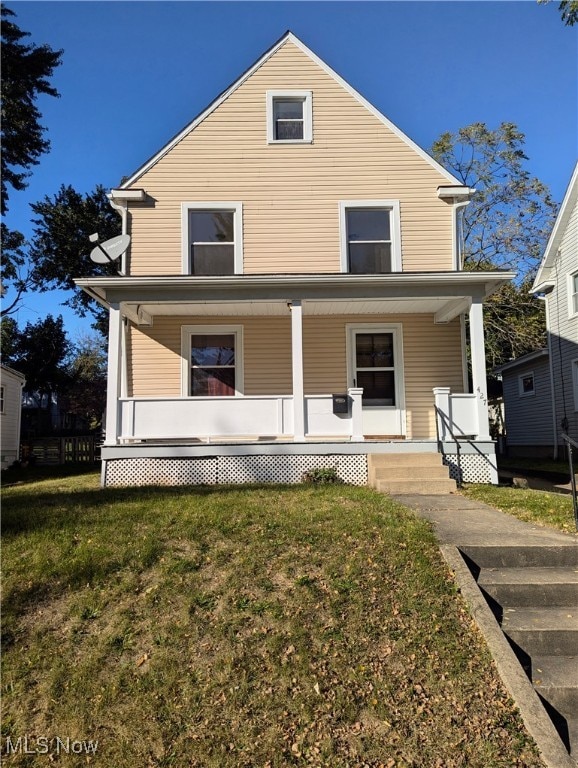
[21,436,100,465]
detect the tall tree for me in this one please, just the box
[1,5,62,313]
[539,0,578,25]
[3,314,71,410]
[431,122,557,371]
[28,184,121,330]
[61,333,107,429]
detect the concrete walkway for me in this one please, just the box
[394,493,578,768]
[395,493,578,549]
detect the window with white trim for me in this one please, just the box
[572,359,578,411]
[0,386,4,414]
[518,371,535,397]
[267,91,312,143]
[181,325,243,397]
[181,203,243,275]
[570,272,578,317]
[339,201,401,273]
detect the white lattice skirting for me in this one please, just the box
[104,454,368,487]
[443,453,494,484]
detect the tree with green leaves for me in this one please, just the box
[28,184,120,330]
[431,122,558,372]
[2,314,71,411]
[1,5,62,314]
[61,333,107,429]
[539,0,578,25]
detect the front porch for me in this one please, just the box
[75,271,511,488]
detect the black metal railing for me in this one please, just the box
[561,433,578,530]
[434,405,462,488]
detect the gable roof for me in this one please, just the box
[532,160,578,293]
[118,31,463,190]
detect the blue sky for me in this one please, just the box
[4,0,577,338]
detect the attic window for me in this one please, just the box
[267,91,312,144]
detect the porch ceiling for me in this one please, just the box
[122,297,464,319]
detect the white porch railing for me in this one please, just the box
[117,388,364,443]
[433,387,480,440]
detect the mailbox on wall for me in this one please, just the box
[332,394,350,414]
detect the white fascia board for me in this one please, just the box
[531,279,555,295]
[532,160,578,290]
[118,31,462,189]
[494,348,549,375]
[75,271,515,290]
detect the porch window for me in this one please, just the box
[339,201,401,273]
[182,325,243,397]
[181,203,243,275]
[267,91,312,143]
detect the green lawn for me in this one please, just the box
[1,471,545,767]
[461,484,577,534]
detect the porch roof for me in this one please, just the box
[75,271,514,325]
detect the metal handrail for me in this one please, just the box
[434,405,463,488]
[561,433,578,530]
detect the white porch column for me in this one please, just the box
[348,387,364,442]
[104,303,122,446]
[290,300,305,441]
[469,298,491,441]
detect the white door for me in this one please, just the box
[347,324,405,437]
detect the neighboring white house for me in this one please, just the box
[0,364,26,469]
[500,162,578,458]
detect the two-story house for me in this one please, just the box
[76,32,512,488]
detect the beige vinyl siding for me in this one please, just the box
[126,40,454,277]
[545,194,578,443]
[128,314,463,439]
[0,368,25,468]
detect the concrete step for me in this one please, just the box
[532,656,578,757]
[532,655,578,712]
[502,606,578,657]
[368,453,444,468]
[460,544,578,570]
[478,567,578,607]
[371,465,451,481]
[374,478,457,495]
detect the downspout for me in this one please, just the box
[453,200,470,270]
[538,294,559,460]
[106,194,128,276]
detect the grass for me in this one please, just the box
[1,471,546,767]
[461,484,577,534]
[497,456,572,476]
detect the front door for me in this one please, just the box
[347,324,405,437]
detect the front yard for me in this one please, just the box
[1,470,545,767]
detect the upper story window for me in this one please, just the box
[181,203,243,275]
[267,91,312,144]
[339,200,401,273]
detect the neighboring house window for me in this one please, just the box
[570,272,578,317]
[518,371,535,397]
[266,91,312,143]
[573,359,578,411]
[181,325,243,397]
[0,385,4,414]
[181,203,243,275]
[339,201,402,273]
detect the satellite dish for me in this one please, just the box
[89,233,131,264]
